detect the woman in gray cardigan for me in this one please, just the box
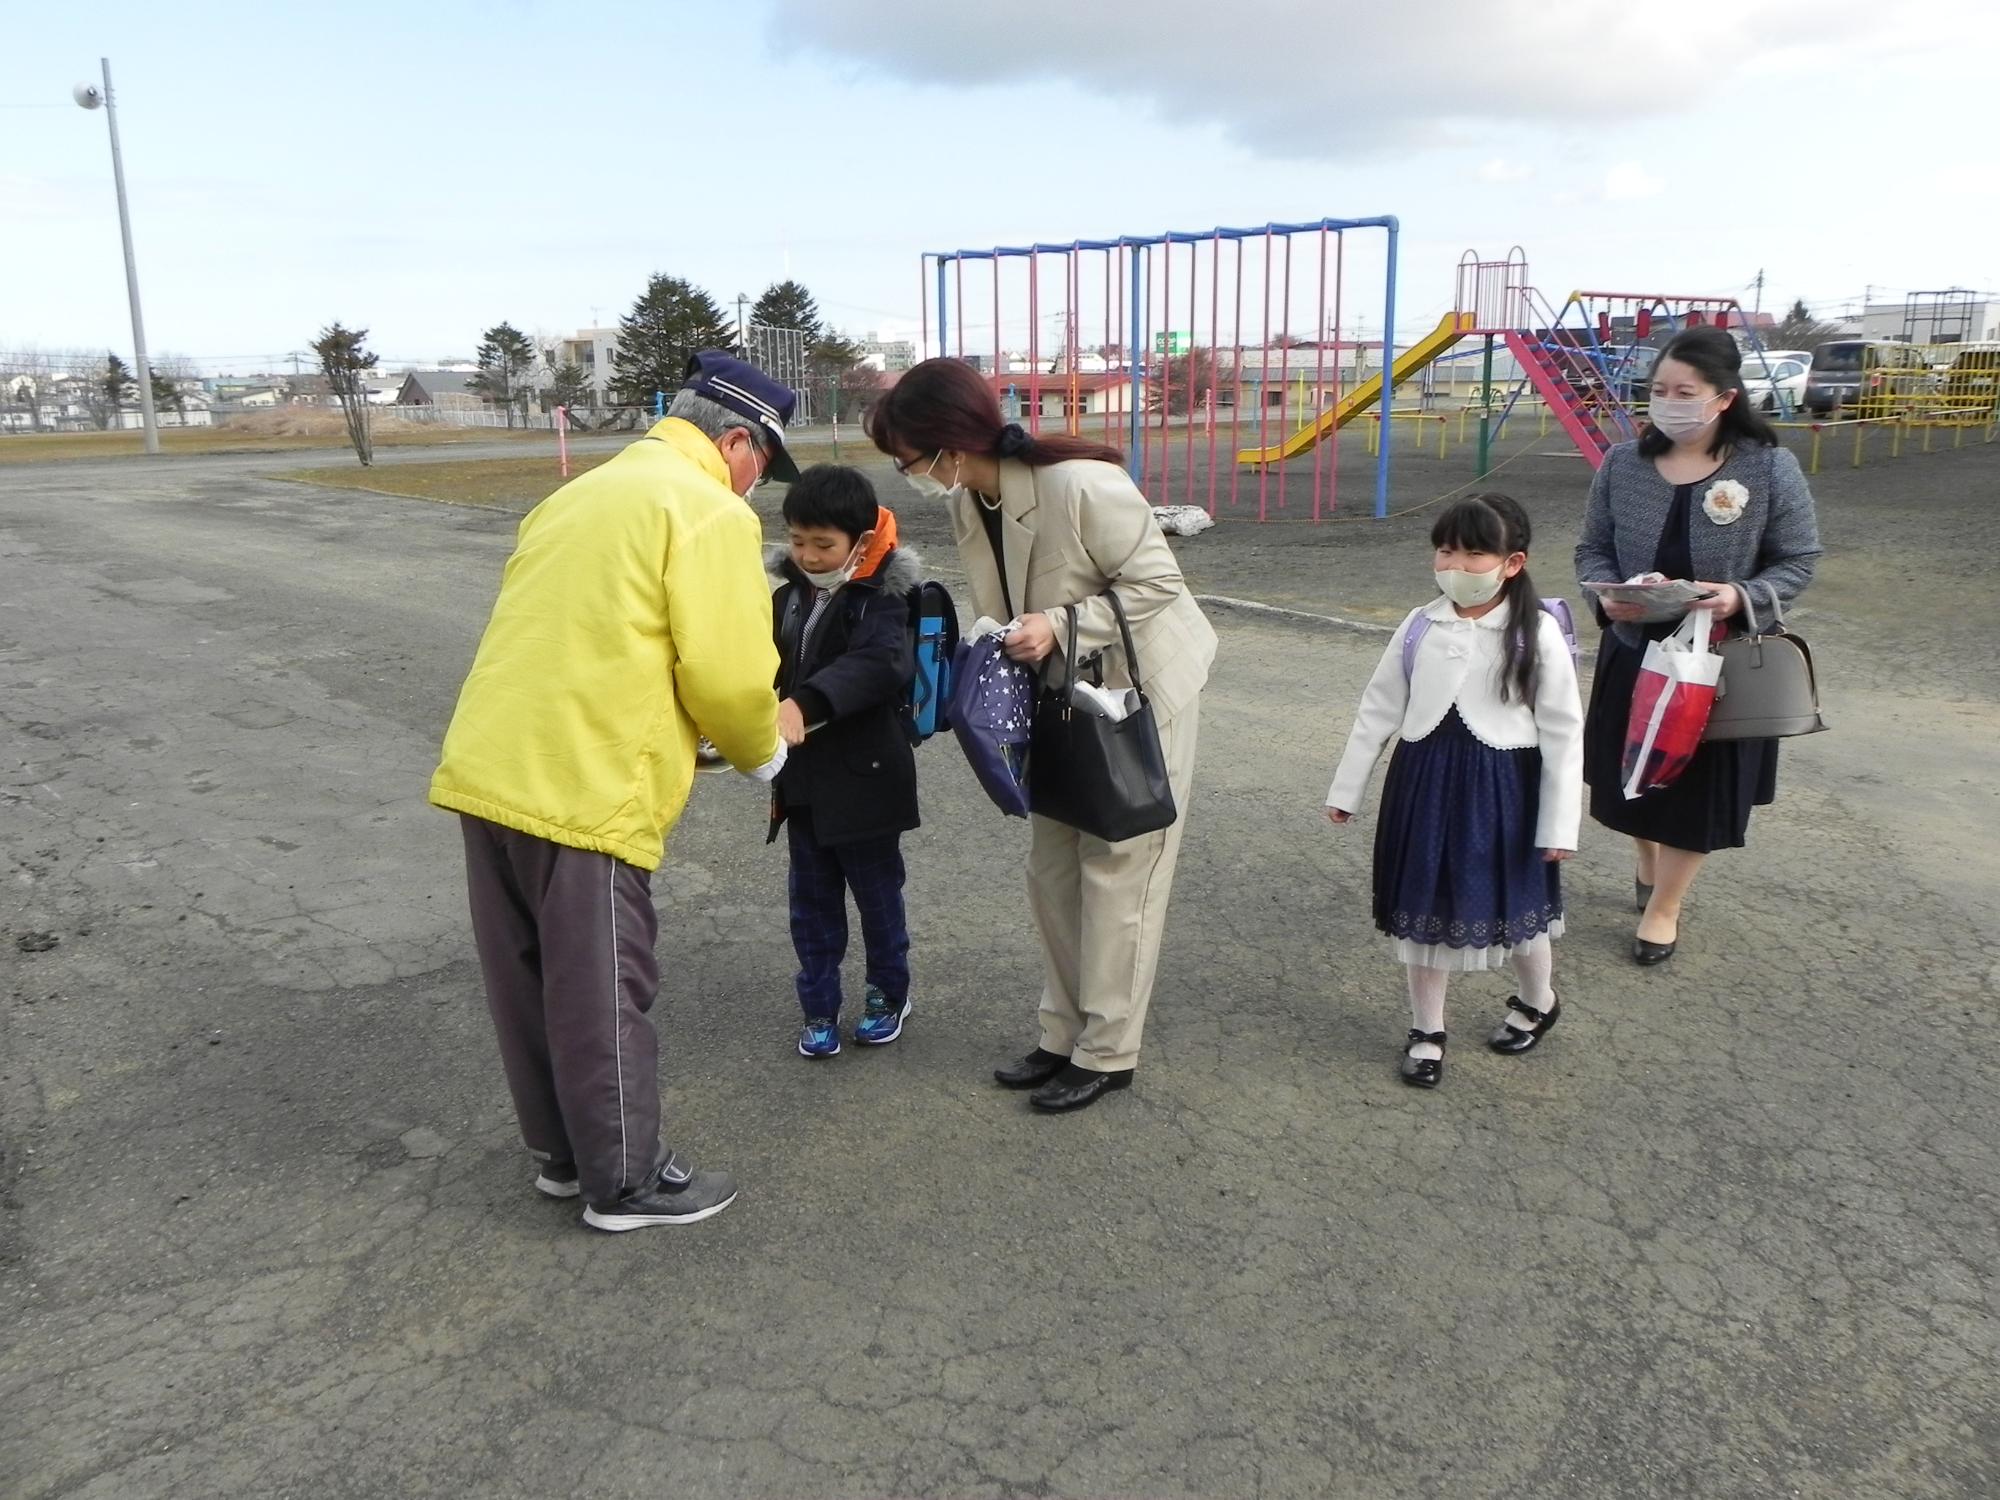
[1576,326,1822,965]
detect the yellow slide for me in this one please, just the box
[1236,311,1474,465]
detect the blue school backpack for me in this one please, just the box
[1401,598,1581,682]
[946,632,1035,817]
[902,580,960,745]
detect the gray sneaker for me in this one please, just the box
[582,1153,738,1233]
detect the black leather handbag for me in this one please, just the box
[1027,591,1178,842]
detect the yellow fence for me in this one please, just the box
[1777,412,2000,473]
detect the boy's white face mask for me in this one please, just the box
[800,542,863,591]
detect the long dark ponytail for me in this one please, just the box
[867,356,1125,467]
[1430,493,1540,705]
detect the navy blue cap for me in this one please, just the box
[681,350,800,482]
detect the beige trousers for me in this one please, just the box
[1027,700,1201,1073]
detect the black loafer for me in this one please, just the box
[1632,937,1677,966]
[1399,1029,1446,1088]
[1029,1064,1133,1112]
[1489,994,1561,1054]
[994,1048,1070,1090]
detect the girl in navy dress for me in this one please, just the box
[1326,495,1585,1088]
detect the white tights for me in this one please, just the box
[1404,944,1557,1061]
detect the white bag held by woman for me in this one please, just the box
[1621,609,1724,801]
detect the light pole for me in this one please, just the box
[74,58,159,455]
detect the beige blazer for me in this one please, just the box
[948,458,1217,726]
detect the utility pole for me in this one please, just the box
[75,58,159,455]
[736,293,751,359]
[1753,268,1765,315]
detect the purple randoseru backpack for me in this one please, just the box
[1402,598,1581,680]
[948,633,1035,817]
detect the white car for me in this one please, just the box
[1740,349,1812,414]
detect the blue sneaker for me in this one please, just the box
[798,1018,841,1058]
[855,987,910,1046]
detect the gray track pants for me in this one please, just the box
[459,815,662,1206]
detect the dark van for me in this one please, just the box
[1805,340,1928,417]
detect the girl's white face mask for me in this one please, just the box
[1435,564,1506,608]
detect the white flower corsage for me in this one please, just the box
[1702,479,1749,526]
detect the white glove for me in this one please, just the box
[741,740,788,783]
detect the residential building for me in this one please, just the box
[991,371,1135,420]
[859,333,916,374]
[548,327,620,403]
[395,370,486,411]
[1856,294,2000,344]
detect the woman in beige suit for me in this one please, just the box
[868,358,1217,1112]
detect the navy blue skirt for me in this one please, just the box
[1372,708,1564,969]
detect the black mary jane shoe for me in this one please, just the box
[1399,1029,1446,1089]
[1635,879,1655,914]
[1029,1064,1133,1112]
[994,1048,1071,1090]
[1489,994,1561,1054]
[1632,936,1678,966]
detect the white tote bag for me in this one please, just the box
[1620,610,1724,801]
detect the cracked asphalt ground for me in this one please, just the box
[2,432,1996,1499]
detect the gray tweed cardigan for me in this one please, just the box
[1575,439,1823,647]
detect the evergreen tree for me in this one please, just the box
[612,274,732,405]
[95,353,136,429]
[470,322,537,427]
[751,280,826,350]
[545,361,593,412]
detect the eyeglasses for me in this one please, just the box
[893,451,941,477]
[737,430,771,488]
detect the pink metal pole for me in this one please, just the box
[1160,234,1172,502]
[1028,249,1041,435]
[1330,230,1345,517]
[1206,230,1221,516]
[1229,238,1245,511]
[991,253,1001,413]
[1184,236,1197,506]
[1259,228,1272,522]
[557,404,570,478]
[919,255,929,361]
[1072,244,1088,438]
[1103,249,1115,451]
[1312,226,1328,521]
[1277,230,1293,511]
[1115,245,1126,456]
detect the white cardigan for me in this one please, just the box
[1326,597,1585,851]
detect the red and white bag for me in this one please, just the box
[1621,611,1723,800]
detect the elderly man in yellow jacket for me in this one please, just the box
[431,353,796,1233]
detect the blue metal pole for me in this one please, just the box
[655,390,664,418]
[1128,242,1145,484]
[1374,220,1400,518]
[936,256,949,359]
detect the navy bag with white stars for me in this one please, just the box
[947,633,1035,818]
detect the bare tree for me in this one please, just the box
[312,322,379,465]
[4,346,55,432]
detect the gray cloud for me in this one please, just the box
[765,0,1923,161]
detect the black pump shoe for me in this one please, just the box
[1632,936,1677,966]
[1400,1029,1446,1088]
[1029,1064,1133,1112]
[1489,994,1561,1054]
[1635,879,1655,914]
[994,1048,1070,1089]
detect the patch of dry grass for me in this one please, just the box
[0,415,551,465]
[272,453,617,508]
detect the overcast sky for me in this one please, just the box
[5,0,1996,373]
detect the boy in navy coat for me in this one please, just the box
[767,466,922,1058]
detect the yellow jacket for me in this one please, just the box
[430,418,781,870]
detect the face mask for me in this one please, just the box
[800,542,863,592]
[1649,395,1720,442]
[1435,564,1506,608]
[905,453,962,500]
[730,435,763,497]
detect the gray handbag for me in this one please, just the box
[1703,580,1827,741]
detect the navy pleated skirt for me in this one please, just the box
[1372,708,1564,970]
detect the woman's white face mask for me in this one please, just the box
[1649,393,1726,442]
[904,452,963,500]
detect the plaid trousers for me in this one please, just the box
[785,806,910,1020]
